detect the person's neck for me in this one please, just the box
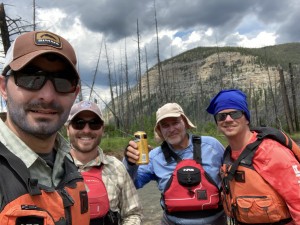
[5,119,56,154]
[70,148,99,165]
[228,129,253,151]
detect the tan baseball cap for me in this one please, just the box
[2,30,79,78]
[66,100,104,125]
[154,103,196,139]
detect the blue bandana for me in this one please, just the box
[206,89,250,122]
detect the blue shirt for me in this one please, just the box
[124,134,224,192]
[124,134,227,224]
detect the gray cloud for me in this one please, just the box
[2,0,300,101]
[5,0,300,44]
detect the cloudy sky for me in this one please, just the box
[1,0,300,105]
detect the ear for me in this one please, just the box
[246,119,250,125]
[0,75,8,100]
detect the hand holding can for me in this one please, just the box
[134,131,149,165]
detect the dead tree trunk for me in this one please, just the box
[267,66,281,128]
[144,47,151,115]
[33,0,36,30]
[278,66,294,133]
[136,19,144,129]
[124,39,130,133]
[289,63,299,131]
[78,80,83,101]
[0,3,10,54]
[89,40,103,101]
[216,44,224,89]
[153,0,168,102]
[105,42,119,128]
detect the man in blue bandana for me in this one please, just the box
[206,89,300,225]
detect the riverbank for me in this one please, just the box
[137,181,163,224]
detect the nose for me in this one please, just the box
[224,114,234,121]
[36,80,57,101]
[82,123,91,131]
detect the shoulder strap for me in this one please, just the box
[161,135,202,164]
[0,141,41,196]
[223,146,231,164]
[253,127,289,145]
[253,126,300,162]
[192,135,202,164]
[161,141,182,163]
[226,138,263,181]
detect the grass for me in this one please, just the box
[100,131,300,158]
[291,132,300,143]
[101,136,132,153]
[100,135,159,159]
[100,132,228,154]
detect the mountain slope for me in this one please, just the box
[106,43,300,131]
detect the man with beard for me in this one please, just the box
[124,103,227,225]
[0,31,89,224]
[206,89,300,225]
[66,100,142,225]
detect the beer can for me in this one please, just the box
[134,131,149,165]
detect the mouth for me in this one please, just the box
[79,137,93,140]
[30,109,57,114]
[78,136,94,141]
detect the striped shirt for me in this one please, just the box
[74,148,142,225]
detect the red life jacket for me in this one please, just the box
[81,166,110,219]
[0,142,90,225]
[162,136,220,213]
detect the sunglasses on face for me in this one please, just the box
[8,67,78,93]
[214,110,244,122]
[71,118,103,130]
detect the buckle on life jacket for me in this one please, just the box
[28,178,42,196]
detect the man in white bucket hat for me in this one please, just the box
[124,103,227,225]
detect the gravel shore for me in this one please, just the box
[137,181,163,225]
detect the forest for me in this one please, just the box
[104,43,300,139]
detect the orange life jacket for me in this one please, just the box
[0,141,90,225]
[221,127,294,224]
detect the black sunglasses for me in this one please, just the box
[215,110,244,122]
[71,118,103,130]
[8,67,78,93]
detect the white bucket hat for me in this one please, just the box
[154,103,196,140]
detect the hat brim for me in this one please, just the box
[65,109,104,126]
[9,49,79,78]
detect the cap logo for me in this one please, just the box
[80,101,92,109]
[34,31,62,49]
